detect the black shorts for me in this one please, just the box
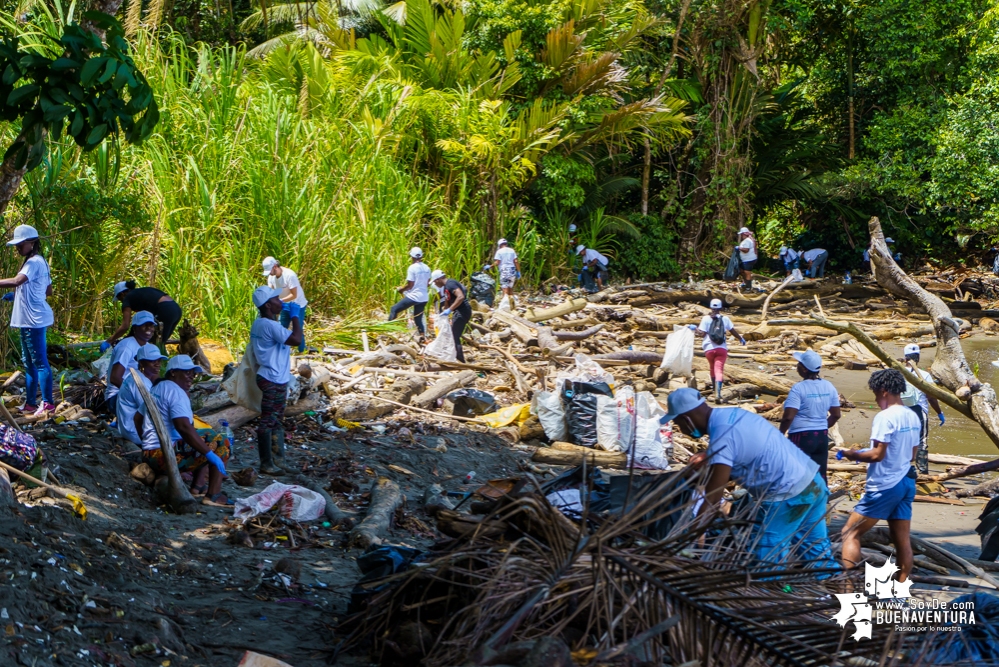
[740,259,757,270]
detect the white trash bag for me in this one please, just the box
[532,390,567,441]
[596,385,636,452]
[791,268,804,282]
[424,314,458,361]
[660,325,694,376]
[222,344,263,412]
[632,391,670,470]
[92,347,113,380]
[497,295,512,311]
[233,482,326,523]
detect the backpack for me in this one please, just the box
[708,316,727,345]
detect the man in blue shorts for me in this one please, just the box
[838,369,920,584]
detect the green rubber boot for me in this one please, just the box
[257,429,283,476]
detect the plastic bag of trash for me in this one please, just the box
[233,482,326,523]
[596,385,636,452]
[562,380,613,448]
[532,391,566,441]
[497,294,512,311]
[556,353,615,394]
[447,388,500,417]
[424,314,457,361]
[222,344,263,412]
[660,325,694,376]
[348,545,426,614]
[91,347,113,380]
[723,248,741,280]
[470,271,496,307]
[632,391,670,469]
[791,268,804,282]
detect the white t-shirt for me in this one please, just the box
[906,367,934,415]
[494,246,518,270]
[781,248,800,263]
[117,372,152,445]
[706,408,818,501]
[865,404,921,492]
[250,316,292,384]
[739,237,757,262]
[10,255,53,329]
[784,379,841,433]
[267,267,308,308]
[698,315,734,351]
[583,249,608,266]
[105,337,141,401]
[803,248,825,263]
[404,262,431,303]
[139,380,193,451]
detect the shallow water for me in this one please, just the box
[740,335,999,458]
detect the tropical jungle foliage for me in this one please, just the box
[0,0,996,345]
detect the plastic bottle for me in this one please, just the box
[220,420,235,451]
[844,270,852,284]
[464,471,477,484]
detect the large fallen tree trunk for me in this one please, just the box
[691,358,794,394]
[722,284,885,309]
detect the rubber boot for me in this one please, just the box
[257,430,283,476]
[916,446,929,475]
[715,381,724,403]
[272,429,289,472]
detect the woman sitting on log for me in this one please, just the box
[137,355,232,506]
[778,350,841,483]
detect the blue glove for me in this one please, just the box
[938,413,946,426]
[205,450,227,477]
[286,303,302,320]
[1,292,12,302]
[687,324,697,331]
[516,270,521,278]
[739,336,746,346]
[99,341,111,353]
[441,308,452,317]
[836,450,845,460]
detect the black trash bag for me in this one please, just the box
[977,495,999,561]
[723,248,741,280]
[561,381,612,448]
[923,591,999,662]
[541,464,612,514]
[348,545,424,614]
[446,388,499,417]
[470,271,496,307]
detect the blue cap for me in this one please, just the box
[792,349,823,372]
[131,311,155,326]
[659,387,706,424]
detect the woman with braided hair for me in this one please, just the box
[839,368,920,585]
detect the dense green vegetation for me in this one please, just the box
[0,0,996,346]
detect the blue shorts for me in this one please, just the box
[855,473,916,521]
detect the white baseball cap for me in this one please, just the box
[792,349,823,372]
[7,224,38,246]
[430,269,446,282]
[904,343,920,356]
[885,237,895,244]
[131,310,156,326]
[261,256,279,276]
[568,224,577,232]
[498,238,508,246]
[252,285,281,308]
[409,247,423,259]
[738,227,751,235]
[137,343,166,362]
[709,298,723,309]
[779,246,788,256]
[660,387,707,425]
[575,245,585,254]
[113,281,129,298]
[165,355,204,374]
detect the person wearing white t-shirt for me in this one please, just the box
[138,355,232,506]
[492,239,521,297]
[0,225,55,415]
[689,299,746,403]
[389,247,431,339]
[838,369,920,584]
[104,311,157,414]
[662,388,835,568]
[576,245,609,293]
[779,349,841,483]
[250,286,302,475]
[262,256,308,353]
[802,247,829,278]
[900,343,944,474]
[117,343,165,445]
[736,227,757,289]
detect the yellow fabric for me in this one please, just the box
[477,403,531,428]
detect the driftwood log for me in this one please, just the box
[532,444,628,468]
[411,370,477,409]
[524,298,588,323]
[553,324,605,341]
[295,474,354,528]
[129,368,200,514]
[350,476,403,549]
